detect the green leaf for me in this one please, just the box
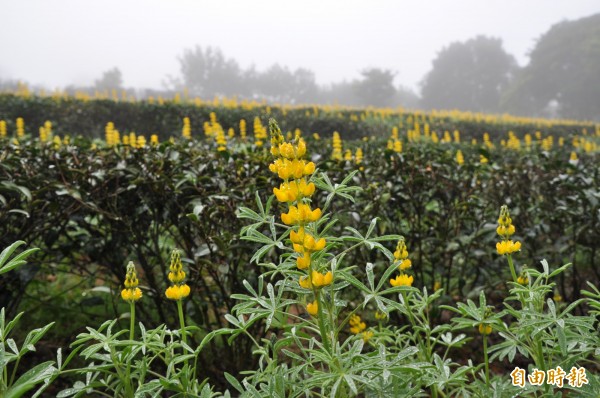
[6,361,57,398]
[224,372,244,393]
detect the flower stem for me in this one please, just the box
[125,301,135,395]
[177,300,187,346]
[507,254,518,283]
[177,299,189,369]
[483,335,490,388]
[129,302,135,341]
[315,290,332,355]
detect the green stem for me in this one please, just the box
[125,301,135,394]
[9,356,20,387]
[315,290,332,355]
[402,291,437,398]
[110,347,132,397]
[507,254,518,283]
[177,300,187,346]
[535,339,549,394]
[483,335,490,388]
[177,299,189,370]
[129,302,135,341]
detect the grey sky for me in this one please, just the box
[1,0,598,93]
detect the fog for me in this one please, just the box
[1,0,599,118]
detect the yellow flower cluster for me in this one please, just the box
[121,261,142,302]
[182,117,191,139]
[239,119,247,141]
[349,314,373,342]
[216,126,227,151]
[349,314,366,334]
[332,131,342,160]
[0,120,6,137]
[16,117,25,138]
[355,148,363,164]
[344,149,353,161]
[478,323,492,335]
[268,118,330,316]
[105,122,120,146]
[150,134,159,146]
[496,205,521,255]
[254,117,267,147]
[456,150,464,165]
[165,250,191,301]
[390,238,414,287]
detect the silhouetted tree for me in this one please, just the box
[354,68,396,107]
[421,36,517,113]
[392,85,420,108]
[94,67,123,91]
[502,13,600,120]
[177,46,242,97]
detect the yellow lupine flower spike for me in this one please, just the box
[496,205,521,255]
[121,261,142,302]
[165,249,190,301]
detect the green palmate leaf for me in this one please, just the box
[6,361,58,398]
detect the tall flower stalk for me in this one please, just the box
[496,205,521,282]
[120,261,142,396]
[268,118,333,352]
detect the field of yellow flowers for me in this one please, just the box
[0,90,599,397]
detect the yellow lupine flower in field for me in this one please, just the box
[269,159,316,180]
[299,275,312,289]
[165,250,190,300]
[496,205,521,255]
[344,149,353,161]
[273,179,315,203]
[390,274,414,287]
[394,239,409,261]
[121,261,142,302]
[478,323,492,335]
[182,117,191,139]
[569,151,578,162]
[281,203,322,225]
[496,224,515,237]
[150,134,159,145]
[355,148,363,164]
[456,150,464,165]
[302,234,326,252]
[16,117,25,137]
[349,314,367,334]
[306,300,319,316]
[496,240,521,255]
[165,284,191,300]
[0,120,6,137]
[311,270,333,287]
[297,253,311,269]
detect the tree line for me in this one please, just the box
[1,13,598,120]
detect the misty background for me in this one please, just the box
[0,1,599,120]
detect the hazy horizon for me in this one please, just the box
[1,1,599,94]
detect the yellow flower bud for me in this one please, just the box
[306,300,319,316]
[478,323,492,335]
[297,254,310,269]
